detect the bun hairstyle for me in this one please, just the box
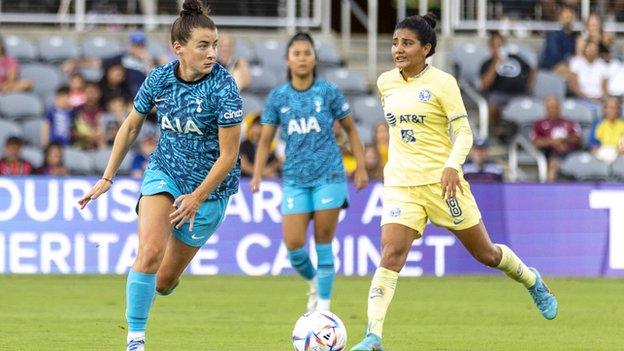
[171,0,216,45]
[395,12,438,58]
[285,31,317,81]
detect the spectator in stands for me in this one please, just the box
[68,72,87,108]
[73,82,105,150]
[364,144,383,180]
[34,142,69,176]
[569,40,608,103]
[0,136,32,175]
[480,31,535,139]
[103,30,155,96]
[607,57,624,98]
[540,5,577,72]
[576,13,613,61]
[41,86,75,147]
[532,95,582,181]
[240,114,280,178]
[130,132,157,179]
[590,96,624,163]
[373,122,389,166]
[463,138,504,182]
[100,94,130,147]
[99,63,132,108]
[0,37,32,93]
[217,34,252,91]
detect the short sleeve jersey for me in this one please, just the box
[378,65,468,186]
[133,61,243,199]
[261,79,351,187]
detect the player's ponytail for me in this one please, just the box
[396,13,437,58]
[285,31,318,81]
[171,0,216,45]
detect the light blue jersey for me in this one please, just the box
[134,61,243,199]
[262,79,351,187]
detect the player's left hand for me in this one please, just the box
[441,167,464,200]
[354,167,369,190]
[169,192,203,231]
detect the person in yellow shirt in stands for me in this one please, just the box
[350,13,558,351]
[591,96,624,162]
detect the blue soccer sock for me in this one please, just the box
[288,247,316,281]
[126,269,156,333]
[315,243,335,305]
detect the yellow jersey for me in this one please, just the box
[595,119,624,148]
[378,65,468,186]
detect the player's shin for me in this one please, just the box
[494,244,536,288]
[315,243,335,311]
[287,247,316,280]
[366,267,399,338]
[126,269,157,342]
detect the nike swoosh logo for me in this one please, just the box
[191,234,206,240]
[155,97,168,102]
[453,219,464,225]
[321,198,333,204]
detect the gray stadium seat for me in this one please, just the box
[79,67,104,82]
[502,97,546,138]
[248,66,281,94]
[3,35,38,61]
[255,39,286,70]
[38,36,81,62]
[21,145,43,168]
[82,36,124,59]
[63,147,94,174]
[147,41,167,61]
[352,95,384,126]
[450,42,489,85]
[611,156,624,180]
[316,40,342,67]
[242,93,263,116]
[20,63,66,98]
[560,151,610,181]
[235,40,255,62]
[93,148,133,175]
[534,70,566,100]
[321,68,367,95]
[505,43,538,68]
[0,119,23,146]
[561,99,594,126]
[21,119,45,148]
[0,92,44,120]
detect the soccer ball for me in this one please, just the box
[292,311,347,351]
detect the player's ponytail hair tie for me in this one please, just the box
[171,0,216,45]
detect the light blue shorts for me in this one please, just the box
[139,168,229,247]
[281,182,349,215]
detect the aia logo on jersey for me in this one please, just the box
[418,89,432,102]
[160,115,203,135]
[287,116,321,135]
[401,129,416,143]
[385,112,397,126]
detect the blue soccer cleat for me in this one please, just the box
[527,267,558,320]
[350,333,384,351]
[126,338,145,351]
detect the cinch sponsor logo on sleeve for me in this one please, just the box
[224,110,243,119]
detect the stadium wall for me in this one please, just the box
[0,177,622,277]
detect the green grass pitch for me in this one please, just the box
[0,275,621,350]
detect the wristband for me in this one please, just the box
[102,177,114,184]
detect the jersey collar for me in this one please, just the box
[399,64,430,82]
[173,60,211,85]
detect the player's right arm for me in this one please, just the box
[78,108,145,209]
[250,124,278,193]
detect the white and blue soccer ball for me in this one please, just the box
[292,311,347,351]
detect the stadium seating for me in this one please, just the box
[534,70,566,100]
[560,151,610,181]
[450,42,489,86]
[248,66,282,94]
[20,63,66,99]
[3,34,38,62]
[234,40,255,62]
[502,96,545,138]
[241,93,263,116]
[505,42,538,67]
[611,156,624,180]
[316,40,342,67]
[63,147,94,174]
[38,36,81,63]
[321,68,367,95]
[79,67,104,83]
[0,92,44,120]
[0,119,23,146]
[94,147,134,175]
[81,36,124,59]
[21,145,44,168]
[21,119,45,148]
[352,95,384,126]
[255,39,287,71]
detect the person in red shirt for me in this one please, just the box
[532,95,581,181]
[0,38,32,93]
[0,136,32,175]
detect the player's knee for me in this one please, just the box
[380,245,409,271]
[314,228,333,243]
[134,245,165,272]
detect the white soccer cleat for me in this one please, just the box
[307,280,318,312]
[126,338,145,351]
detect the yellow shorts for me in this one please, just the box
[381,180,482,237]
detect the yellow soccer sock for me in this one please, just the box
[495,244,536,288]
[366,267,399,338]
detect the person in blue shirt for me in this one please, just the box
[78,1,243,350]
[540,5,577,70]
[251,32,368,312]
